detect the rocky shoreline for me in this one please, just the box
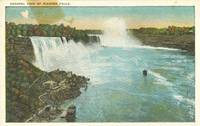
[6,37,90,122]
[6,25,195,122]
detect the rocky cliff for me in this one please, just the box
[6,38,89,122]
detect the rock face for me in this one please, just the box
[6,38,90,122]
[37,70,89,107]
[7,37,35,62]
[88,35,100,43]
[65,105,76,122]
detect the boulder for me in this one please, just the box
[65,105,76,122]
[66,72,72,78]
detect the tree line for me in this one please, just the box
[6,22,94,44]
[129,26,195,35]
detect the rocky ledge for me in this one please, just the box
[6,40,89,122]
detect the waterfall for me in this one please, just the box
[30,36,95,75]
[30,37,63,70]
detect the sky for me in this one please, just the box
[6,6,195,29]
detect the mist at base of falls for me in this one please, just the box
[30,36,100,77]
[100,17,141,47]
[30,18,195,122]
[30,18,142,77]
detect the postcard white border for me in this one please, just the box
[0,0,199,126]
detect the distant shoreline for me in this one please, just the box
[6,22,195,55]
[6,23,195,122]
[134,33,195,54]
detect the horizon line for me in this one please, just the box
[6,21,195,30]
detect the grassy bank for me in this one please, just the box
[129,26,195,54]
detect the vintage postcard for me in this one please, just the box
[0,0,199,125]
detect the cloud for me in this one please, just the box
[20,10,29,19]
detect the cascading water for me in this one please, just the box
[31,37,63,70]
[30,17,194,122]
[30,36,96,76]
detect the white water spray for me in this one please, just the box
[30,36,96,76]
[100,17,140,47]
[30,18,141,75]
[30,18,178,77]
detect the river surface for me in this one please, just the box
[49,46,195,122]
[29,17,195,122]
